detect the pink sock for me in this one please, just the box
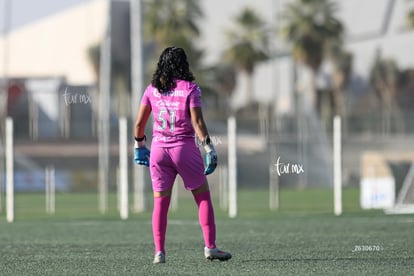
[193,191,216,249]
[152,196,171,254]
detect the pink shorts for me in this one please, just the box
[149,142,207,192]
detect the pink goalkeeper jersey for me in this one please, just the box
[141,80,202,147]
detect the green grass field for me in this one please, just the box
[1,188,413,275]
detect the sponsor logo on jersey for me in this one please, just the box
[166,90,185,97]
[153,89,161,98]
[153,88,186,98]
[155,100,181,108]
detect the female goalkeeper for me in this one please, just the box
[133,46,232,264]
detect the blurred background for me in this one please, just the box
[1,0,414,218]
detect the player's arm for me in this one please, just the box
[133,104,151,166]
[190,107,217,175]
[134,104,151,140]
[190,106,209,141]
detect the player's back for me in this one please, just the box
[142,80,201,147]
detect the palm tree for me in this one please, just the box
[143,0,204,81]
[407,9,414,27]
[88,45,101,81]
[144,0,202,46]
[204,64,237,112]
[280,0,344,188]
[223,7,269,108]
[87,42,131,117]
[369,50,403,135]
[325,40,353,133]
[281,0,343,115]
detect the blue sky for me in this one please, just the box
[0,0,394,37]
[0,0,406,41]
[1,0,413,76]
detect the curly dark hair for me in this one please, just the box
[151,47,195,93]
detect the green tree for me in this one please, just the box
[87,42,130,117]
[143,0,204,81]
[204,64,237,112]
[87,45,101,81]
[324,40,353,133]
[281,0,343,114]
[407,9,414,27]
[329,46,352,116]
[223,7,269,107]
[144,0,202,47]
[370,50,403,135]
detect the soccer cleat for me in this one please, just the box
[152,251,165,264]
[204,247,232,261]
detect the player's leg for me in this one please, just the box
[152,189,172,264]
[191,182,216,249]
[191,183,231,261]
[172,143,231,261]
[149,147,176,264]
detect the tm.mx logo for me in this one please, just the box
[62,87,92,106]
[274,156,304,176]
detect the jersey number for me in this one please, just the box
[157,110,176,132]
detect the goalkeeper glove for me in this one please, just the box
[134,135,150,167]
[203,136,217,175]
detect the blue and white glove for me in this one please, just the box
[203,139,217,175]
[134,136,150,167]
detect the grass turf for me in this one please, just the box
[1,189,413,275]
